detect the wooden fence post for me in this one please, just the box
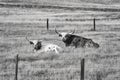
[15,54,19,80]
[81,58,85,80]
[46,18,49,30]
[93,18,96,31]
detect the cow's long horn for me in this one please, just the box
[69,28,75,34]
[26,36,34,45]
[26,36,30,42]
[55,28,61,35]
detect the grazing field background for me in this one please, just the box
[0,0,120,80]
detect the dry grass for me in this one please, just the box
[0,2,120,80]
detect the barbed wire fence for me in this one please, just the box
[5,54,85,80]
[45,17,120,32]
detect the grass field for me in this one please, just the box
[0,1,120,80]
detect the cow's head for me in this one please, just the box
[85,39,99,48]
[26,36,42,51]
[55,28,75,40]
[26,36,37,45]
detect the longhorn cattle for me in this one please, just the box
[55,28,99,48]
[26,36,63,54]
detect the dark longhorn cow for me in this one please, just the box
[55,28,99,48]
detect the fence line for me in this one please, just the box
[13,54,85,80]
[65,17,120,21]
[39,17,120,22]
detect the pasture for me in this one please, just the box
[0,1,120,80]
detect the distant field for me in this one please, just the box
[1,0,120,5]
[0,1,120,80]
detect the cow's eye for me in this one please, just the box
[59,34,62,37]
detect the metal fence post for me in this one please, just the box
[81,58,85,80]
[47,18,49,30]
[15,54,19,80]
[93,18,96,31]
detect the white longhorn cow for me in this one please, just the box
[26,36,63,54]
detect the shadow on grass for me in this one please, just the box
[0,53,60,64]
[19,53,60,62]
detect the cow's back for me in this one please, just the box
[71,35,89,48]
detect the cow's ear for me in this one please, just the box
[88,39,92,41]
[90,39,93,42]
